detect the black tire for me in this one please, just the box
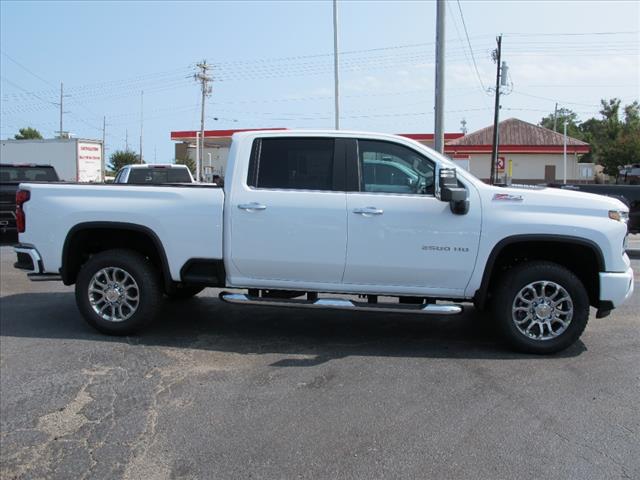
[492,261,590,354]
[165,285,205,300]
[75,249,162,335]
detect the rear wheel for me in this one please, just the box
[75,249,162,335]
[493,261,590,354]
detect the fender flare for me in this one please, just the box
[60,221,172,289]
[474,234,605,309]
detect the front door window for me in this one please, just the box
[359,140,435,195]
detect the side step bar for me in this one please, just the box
[219,292,462,315]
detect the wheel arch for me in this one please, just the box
[474,234,605,310]
[61,221,172,290]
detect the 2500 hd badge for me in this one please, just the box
[422,245,470,252]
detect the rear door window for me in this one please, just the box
[250,137,335,191]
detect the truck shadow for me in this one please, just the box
[0,292,586,361]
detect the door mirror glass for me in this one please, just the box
[439,168,469,215]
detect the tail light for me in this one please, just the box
[16,189,30,233]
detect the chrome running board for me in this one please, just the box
[219,292,462,315]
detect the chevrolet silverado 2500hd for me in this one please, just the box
[13,131,634,354]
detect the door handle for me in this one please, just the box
[238,202,267,211]
[353,207,384,216]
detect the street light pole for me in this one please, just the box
[139,90,144,163]
[433,0,445,154]
[333,0,340,130]
[195,132,201,183]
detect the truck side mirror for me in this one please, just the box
[439,168,469,215]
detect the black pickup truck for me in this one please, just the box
[549,183,640,233]
[0,164,59,242]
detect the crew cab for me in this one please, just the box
[13,131,634,354]
[114,164,194,184]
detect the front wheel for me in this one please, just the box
[493,261,590,354]
[75,249,162,335]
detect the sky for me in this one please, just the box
[1,0,638,163]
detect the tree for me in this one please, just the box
[580,98,640,175]
[598,133,640,175]
[175,156,196,176]
[623,101,640,133]
[539,108,583,140]
[540,99,640,176]
[109,150,140,173]
[14,127,43,140]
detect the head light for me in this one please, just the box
[609,210,629,224]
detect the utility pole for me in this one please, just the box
[434,0,446,153]
[194,60,212,182]
[333,0,340,130]
[553,102,559,132]
[139,91,144,163]
[563,120,568,184]
[55,82,69,138]
[490,35,502,184]
[59,82,64,138]
[102,116,106,179]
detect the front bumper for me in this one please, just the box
[600,267,634,309]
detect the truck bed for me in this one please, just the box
[18,182,225,281]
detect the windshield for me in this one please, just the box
[127,168,192,184]
[0,166,59,183]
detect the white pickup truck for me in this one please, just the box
[13,130,634,353]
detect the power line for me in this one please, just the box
[0,75,57,106]
[503,30,639,37]
[1,50,54,87]
[1,51,108,129]
[511,91,600,108]
[455,0,487,93]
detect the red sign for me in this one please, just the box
[497,156,505,172]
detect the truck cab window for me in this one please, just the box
[358,140,435,195]
[252,138,335,191]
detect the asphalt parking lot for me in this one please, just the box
[1,245,639,480]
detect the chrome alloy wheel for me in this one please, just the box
[512,281,573,341]
[88,267,140,322]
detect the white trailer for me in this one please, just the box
[0,138,103,182]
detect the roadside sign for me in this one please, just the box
[77,142,103,182]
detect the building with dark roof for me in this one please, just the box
[441,118,591,183]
